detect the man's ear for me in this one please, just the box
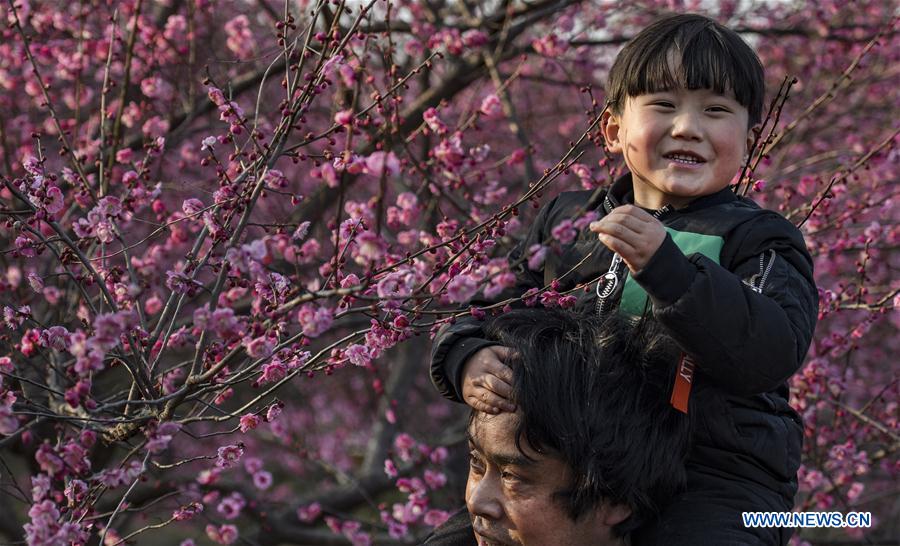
[601,109,623,154]
[599,502,632,527]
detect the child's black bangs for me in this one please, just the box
[626,39,747,106]
[681,33,756,108]
[606,14,765,125]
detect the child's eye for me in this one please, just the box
[706,105,731,113]
[651,101,675,108]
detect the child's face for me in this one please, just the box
[602,87,754,209]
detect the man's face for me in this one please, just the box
[465,411,627,546]
[602,84,753,210]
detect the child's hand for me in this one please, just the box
[461,346,517,414]
[589,205,667,272]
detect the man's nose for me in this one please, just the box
[466,475,504,521]
[670,110,703,141]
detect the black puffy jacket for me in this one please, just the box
[430,174,818,504]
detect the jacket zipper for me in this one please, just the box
[595,205,672,317]
[745,249,777,294]
[595,253,625,316]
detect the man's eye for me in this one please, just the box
[500,470,522,484]
[468,452,486,474]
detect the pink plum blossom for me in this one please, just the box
[217,492,246,520]
[297,502,323,523]
[224,15,254,59]
[252,470,273,489]
[206,523,239,545]
[446,274,478,303]
[239,413,262,433]
[479,94,503,119]
[216,444,244,469]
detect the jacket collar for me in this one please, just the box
[602,172,738,216]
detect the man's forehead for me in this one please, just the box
[468,411,540,465]
[468,410,516,440]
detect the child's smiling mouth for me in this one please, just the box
[663,151,707,166]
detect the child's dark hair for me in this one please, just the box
[606,13,765,126]
[481,308,691,537]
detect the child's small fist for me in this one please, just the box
[589,205,667,272]
[461,346,517,414]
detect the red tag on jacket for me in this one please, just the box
[670,352,696,414]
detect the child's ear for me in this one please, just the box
[745,125,758,158]
[601,109,623,154]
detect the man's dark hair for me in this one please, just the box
[482,309,691,537]
[606,13,765,126]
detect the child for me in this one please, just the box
[430,14,818,545]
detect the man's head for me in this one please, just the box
[464,310,690,546]
[601,14,765,209]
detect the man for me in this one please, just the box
[424,309,691,545]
